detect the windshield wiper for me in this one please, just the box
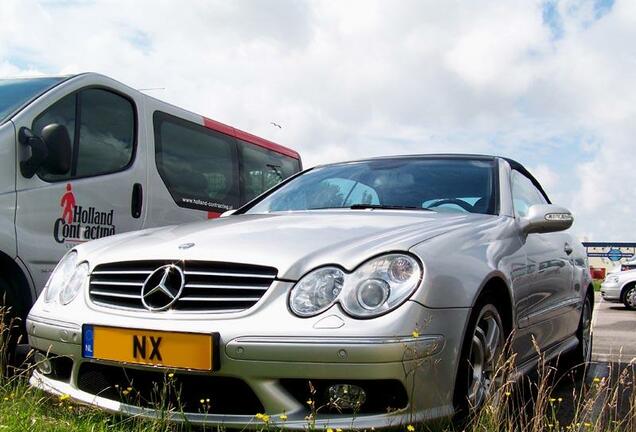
[349,204,434,211]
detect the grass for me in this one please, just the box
[2,308,636,431]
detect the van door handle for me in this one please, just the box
[564,243,573,255]
[131,183,143,219]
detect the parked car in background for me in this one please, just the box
[601,268,636,309]
[622,257,636,272]
[0,73,301,334]
[27,154,593,429]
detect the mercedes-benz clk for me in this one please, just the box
[27,154,593,429]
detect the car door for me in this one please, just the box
[13,77,147,294]
[511,170,575,356]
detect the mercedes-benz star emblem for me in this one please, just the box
[141,264,185,311]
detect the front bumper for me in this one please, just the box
[600,281,621,302]
[27,285,469,429]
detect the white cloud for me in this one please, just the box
[0,0,634,240]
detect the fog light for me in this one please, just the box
[34,352,52,375]
[327,384,367,409]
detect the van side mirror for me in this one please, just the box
[40,124,72,175]
[520,204,573,234]
[19,124,71,178]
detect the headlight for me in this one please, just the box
[289,254,422,318]
[341,254,421,317]
[59,262,89,305]
[44,251,78,303]
[289,267,344,316]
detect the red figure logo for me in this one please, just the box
[60,183,76,224]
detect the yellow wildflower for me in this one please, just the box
[327,428,334,432]
[505,391,511,397]
[126,386,133,391]
[279,414,288,421]
[593,377,601,383]
[306,399,313,405]
[336,429,343,432]
[407,425,416,432]
[412,330,419,338]
[59,394,70,401]
[584,423,592,428]
[168,373,174,378]
[200,399,205,404]
[122,390,129,396]
[256,413,268,421]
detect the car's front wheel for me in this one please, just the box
[454,299,505,417]
[622,284,636,310]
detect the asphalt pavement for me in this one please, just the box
[549,293,636,427]
[592,293,636,363]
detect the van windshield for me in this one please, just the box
[0,77,65,123]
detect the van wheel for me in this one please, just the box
[623,284,636,310]
[0,277,26,373]
[454,299,505,418]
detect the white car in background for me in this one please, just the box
[601,265,636,309]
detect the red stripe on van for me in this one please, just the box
[207,211,221,219]
[203,117,300,160]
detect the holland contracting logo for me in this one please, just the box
[53,183,116,243]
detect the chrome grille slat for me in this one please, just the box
[91,270,153,275]
[179,296,262,302]
[185,283,269,290]
[184,271,275,279]
[89,260,277,312]
[91,281,144,287]
[91,290,141,299]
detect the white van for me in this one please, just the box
[0,73,302,327]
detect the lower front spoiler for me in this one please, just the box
[30,370,454,430]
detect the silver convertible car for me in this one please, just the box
[27,154,593,429]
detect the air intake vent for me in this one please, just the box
[89,260,277,313]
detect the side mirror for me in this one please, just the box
[520,204,573,234]
[18,124,71,178]
[219,209,237,218]
[41,124,72,175]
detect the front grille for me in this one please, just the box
[89,260,277,312]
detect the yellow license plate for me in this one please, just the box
[82,325,217,371]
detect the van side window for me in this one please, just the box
[238,139,300,202]
[511,170,547,218]
[33,88,135,181]
[76,89,135,177]
[154,112,240,213]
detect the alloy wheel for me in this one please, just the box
[625,287,636,309]
[580,297,592,364]
[467,306,504,409]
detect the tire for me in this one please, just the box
[622,284,636,310]
[559,292,593,375]
[0,277,28,374]
[454,298,506,419]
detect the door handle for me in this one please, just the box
[131,183,143,219]
[564,243,573,255]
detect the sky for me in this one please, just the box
[1,0,634,241]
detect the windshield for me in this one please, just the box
[246,158,497,215]
[0,77,65,123]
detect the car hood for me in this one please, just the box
[79,210,491,280]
